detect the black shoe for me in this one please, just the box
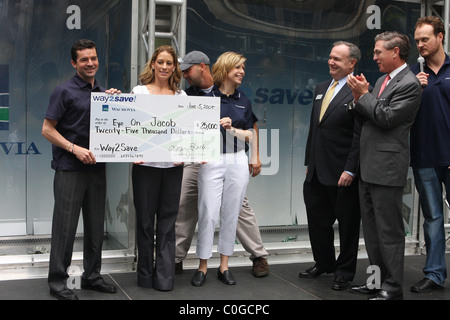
[50,288,78,300]
[298,264,328,278]
[411,278,444,293]
[81,280,117,293]
[368,290,403,300]
[175,261,183,275]
[349,283,379,295]
[217,268,236,285]
[191,270,207,287]
[331,275,349,291]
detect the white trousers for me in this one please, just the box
[196,150,250,259]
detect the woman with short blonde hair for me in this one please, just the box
[211,52,247,88]
[192,51,256,287]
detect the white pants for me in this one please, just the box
[196,150,249,259]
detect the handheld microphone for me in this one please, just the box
[417,56,425,73]
[417,56,426,88]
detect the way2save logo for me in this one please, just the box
[92,94,136,103]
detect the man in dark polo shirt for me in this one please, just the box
[410,16,450,293]
[42,39,119,300]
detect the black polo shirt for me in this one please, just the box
[45,74,105,171]
[208,86,256,153]
[410,55,450,167]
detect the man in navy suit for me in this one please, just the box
[299,41,362,291]
[347,31,422,300]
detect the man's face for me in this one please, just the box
[183,64,203,87]
[71,48,99,83]
[328,44,356,80]
[373,40,396,74]
[415,24,443,59]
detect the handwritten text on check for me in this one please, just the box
[90,93,221,162]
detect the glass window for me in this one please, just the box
[0,0,133,254]
[185,0,421,243]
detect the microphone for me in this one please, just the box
[417,56,426,88]
[417,56,425,73]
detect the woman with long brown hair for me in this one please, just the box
[131,45,186,291]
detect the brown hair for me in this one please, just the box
[71,39,97,61]
[415,15,445,46]
[375,31,411,61]
[139,45,182,92]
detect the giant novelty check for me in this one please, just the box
[90,93,221,162]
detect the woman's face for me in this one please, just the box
[151,50,175,80]
[226,63,245,86]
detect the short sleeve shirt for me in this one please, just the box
[45,74,105,171]
[410,55,450,167]
[185,85,210,96]
[208,86,256,153]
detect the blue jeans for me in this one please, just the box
[413,167,450,286]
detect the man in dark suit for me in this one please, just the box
[347,31,422,300]
[299,41,362,291]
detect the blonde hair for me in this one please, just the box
[139,45,182,92]
[212,52,247,87]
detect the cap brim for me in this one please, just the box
[180,63,193,71]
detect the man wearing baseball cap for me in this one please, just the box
[180,50,210,71]
[179,51,213,96]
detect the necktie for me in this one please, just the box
[319,80,338,121]
[378,75,391,97]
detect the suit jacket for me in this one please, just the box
[353,65,422,187]
[305,79,361,186]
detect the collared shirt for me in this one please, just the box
[326,74,355,177]
[185,85,213,96]
[348,65,407,107]
[325,72,355,177]
[410,55,450,167]
[386,63,408,86]
[45,74,105,171]
[326,74,350,101]
[208,85,256,153]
